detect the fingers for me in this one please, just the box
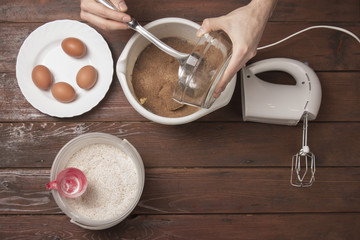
[196,16,241,98]
[196,17,225,37]
[213,46,256,98]
[81,10,129,30]
[212,54,243,99]
[80,0,131,30]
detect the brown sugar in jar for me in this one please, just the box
[132,38,200,118]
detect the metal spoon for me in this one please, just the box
[96,0,200,89]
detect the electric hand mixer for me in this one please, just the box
[241,58,321,187]
[241,26,358,187]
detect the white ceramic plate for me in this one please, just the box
[16,20,113,118]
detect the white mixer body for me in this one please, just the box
[241,58,322,125]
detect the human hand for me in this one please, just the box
[197,0,277,98]
[80,0,131,30]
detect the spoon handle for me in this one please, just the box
[96,0,188,60]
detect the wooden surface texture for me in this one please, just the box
[0,0,359,239]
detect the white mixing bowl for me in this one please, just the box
[116,17,236,125]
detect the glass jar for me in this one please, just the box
[173,31,232,108]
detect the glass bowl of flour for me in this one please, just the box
[49,132,145,230]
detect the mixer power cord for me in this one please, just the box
[257,25,360,50]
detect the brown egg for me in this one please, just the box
[76,65,98,90]
[31,65,52,90]
[51,82,76,103]
[61,37,86,58]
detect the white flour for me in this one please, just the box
[65,143,139,221]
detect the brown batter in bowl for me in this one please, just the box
[132,37,200,118]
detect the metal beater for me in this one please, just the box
[291,113,316,187]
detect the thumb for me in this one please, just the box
[196,17,225,37]
[111,0,128,12]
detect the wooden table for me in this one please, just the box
[1,0,359,239]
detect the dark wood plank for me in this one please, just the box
[256,23,360,71]
[140,168,360,214]
[0,214,359,239]
[128,0,360,22]
[0,169,61,214]
[2,22,359,73]
[1,71,359,122]
[1,0,359,23]
[0,122,359,168]
[1,168,359,214]
[304,72,360,122]
[1,122,359,168]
